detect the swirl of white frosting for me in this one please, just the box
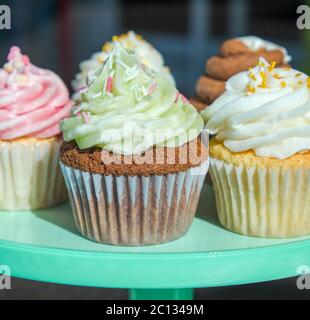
[237,36,292,64]
[202,58,310,159]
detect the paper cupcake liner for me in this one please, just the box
[0,139,67,211]
[210,157,310,238]
[60,162,208,246]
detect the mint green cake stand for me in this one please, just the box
[1,183,310,300]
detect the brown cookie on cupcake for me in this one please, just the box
[192,36,291,111]
[60,43,208,246]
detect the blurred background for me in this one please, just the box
[0,0,308,96]
[0,0,310,300]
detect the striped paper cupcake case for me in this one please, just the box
[210,157,310,238]
[60,161,208,246]
[0,138,67,211]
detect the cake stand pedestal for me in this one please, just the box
[1,185,310,300]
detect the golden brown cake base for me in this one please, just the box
[210,138,310,169]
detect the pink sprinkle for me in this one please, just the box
[106,76,113,93]
[148,83,157,95]
[175,92,180,103]
[81,112,90,124]
[22,55,30,65]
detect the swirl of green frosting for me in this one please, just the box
[61,43,203,155]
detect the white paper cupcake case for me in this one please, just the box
[60,161,208,246]
[0,139,67,211]
[210,157,310,238]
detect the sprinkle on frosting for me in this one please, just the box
[81,112,90,124]
[259,71,268,88]
[246,85,256,94]
[148,82,157,95]
[268,61,276,72]
[281,81,287,88]
[106,76,113,93]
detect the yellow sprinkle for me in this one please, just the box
[112,35,119,42]
[102,42,112,52]
[247,85,256,94]
[268,61,277,72]
[307,77,310,89]
[120,32,132,40]
[259,71,268,88]
[259,61,265,67]
[295,73,302,77]
[273,74,282,79]
[298,80,303,85]
[249,72,257,81]
[281,81,287,88]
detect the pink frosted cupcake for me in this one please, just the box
[0,47,72,210]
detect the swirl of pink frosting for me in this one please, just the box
[0,47,72,140]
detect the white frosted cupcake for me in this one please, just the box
[203,58,310,238]
[72,31,175,100]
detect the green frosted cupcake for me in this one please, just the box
[60,43,209,246]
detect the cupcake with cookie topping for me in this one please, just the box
[192,36,291,112]
[203,58,310,238]
[0,47,72,210]
[72,31,175,101]
[61,43,208,246]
